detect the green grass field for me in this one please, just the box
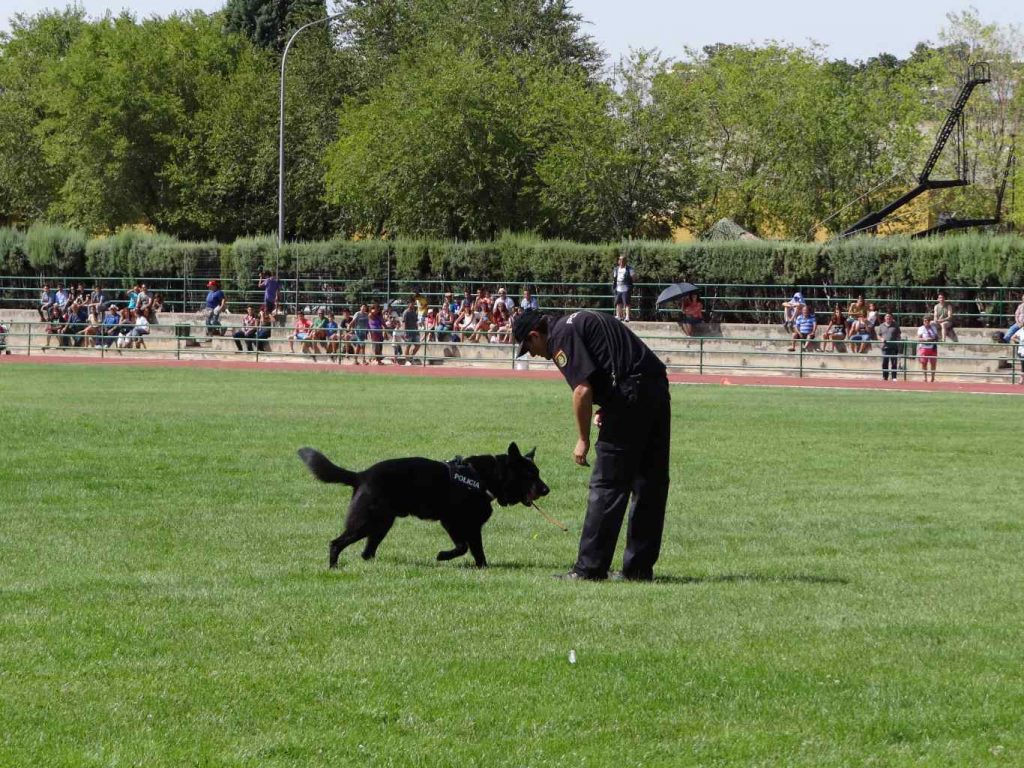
[2,364,1023,767]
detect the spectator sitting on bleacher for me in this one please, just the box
[848,314,872,353]
[781,292,804,332]
[520,288,539,311]
[846,295,867,334]
[866,302,880,334]
[932,293,956,342]
[423,307,437,343]
[41,306,62,350]
[233,306,259,352]
[38,284,55,321]
[114,307,136,350]
[788,305,817,352]
[55,284,70,312]
[129,311,150,348]
[287,309,313,356]
[82,306,101,347]
[490,299,511,343]
[436,303,453,341]
[256,307,273,352]
[99,305,120,348]
[495,288,515,314]
[323,309,340,358]
[680,293,704,335]
[87,284,106,315]
[821,307,845,352]
[150,293,164,319]
[999,292,1024,343]
[309,307,329,358]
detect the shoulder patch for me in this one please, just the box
[554,349,567,368]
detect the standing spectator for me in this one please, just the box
[403,300,421,362]
[38,284,55,321]
[821,307,846,352]
[788,305,817,352]
[781,292,804,332]
[352,303,370,364]
[259,270,281,314]
[866,302,880,333]
[932,293,956,341]
[387,305,405,364]
[126,283,140,314]
[150,293,164,319]
[255,307,274,352]
[412,289,429,322]
[999,292,1024,343]
[203,280,226,335]
[233,306,259,352]
[135,284,152,318]
[877,312,902,381]
[367,305,385,364]
[520,288,539,311]
[612,254,635,322]
[287,309,313,356]
[490,299,510,343]
[1012,324,1024,383]
[917,315,939,382]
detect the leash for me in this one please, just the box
[530,500,568,532]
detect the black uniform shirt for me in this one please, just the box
[545,310,665,407]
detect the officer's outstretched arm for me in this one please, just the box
[572,383,593,467]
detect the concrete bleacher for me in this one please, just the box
[1,309,1019,383]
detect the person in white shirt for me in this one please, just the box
[1012,325,1024,383]
[916,316,939,382]
[520,288,539,311]
[612,255,636,322]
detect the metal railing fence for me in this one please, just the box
[1,320,1019,384]
[2,275,1022,329]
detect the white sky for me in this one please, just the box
[2,0,1021,63]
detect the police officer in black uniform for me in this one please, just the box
[513,309,670,581]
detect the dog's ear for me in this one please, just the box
[524,447,536,460]
[507,442,521,458]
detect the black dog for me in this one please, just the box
[298,442,549,568]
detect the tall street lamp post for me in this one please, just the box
[278,12,344,248]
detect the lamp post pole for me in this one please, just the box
[278,12,343,248]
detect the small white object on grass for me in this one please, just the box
[568,649,577,664]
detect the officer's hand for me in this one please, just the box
[573,438,590,467]
[593,409,603,428]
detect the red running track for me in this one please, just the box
[4,353,1024,396]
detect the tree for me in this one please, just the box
[224,0,327,52]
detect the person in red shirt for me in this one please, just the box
[287,310,313,355]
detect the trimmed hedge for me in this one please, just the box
[84,230,219,277]
[3,227,1024,289]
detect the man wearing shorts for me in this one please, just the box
[612,255,635,322]
[917,315,939,382]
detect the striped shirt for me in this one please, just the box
[794,314,816,334]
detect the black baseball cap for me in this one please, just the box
[513,310,546,357]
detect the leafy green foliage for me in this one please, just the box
[84,230,218,277]
[23,223,87,273]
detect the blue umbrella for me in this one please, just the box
[656,282,699,306]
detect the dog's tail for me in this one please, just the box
[297,447,360,487]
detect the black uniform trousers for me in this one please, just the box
[574,375,671,579]
[881,343,900,380]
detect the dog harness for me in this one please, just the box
[446,457,496,501]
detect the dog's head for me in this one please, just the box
[493,442,550,507]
